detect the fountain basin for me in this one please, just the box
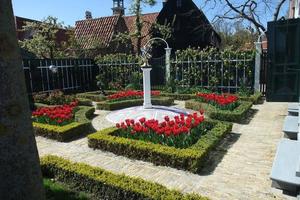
[106,106,190,124]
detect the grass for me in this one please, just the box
[44,178,91,200]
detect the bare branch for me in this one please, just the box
[273,0,288,21]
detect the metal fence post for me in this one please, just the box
[254,41,262,92]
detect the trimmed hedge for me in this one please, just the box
[88,120,232,173]
[76,92,106,102]
[185,100,253,123]
[238,92,263,104]
[97,97,174,111]
[34,103,55,108]
[75,106,95,123]
[41,155,209,200]
[77,98,93,106]
[160,93,194,100]
[33,122,90,142]
[33,106,95,142]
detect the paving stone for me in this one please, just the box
[36,101,295,200]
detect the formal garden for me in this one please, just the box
[24,45,285,200]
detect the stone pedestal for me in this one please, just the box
[141,67,152,109]
[165,47,172,82]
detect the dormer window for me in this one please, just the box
[177,0,182,8]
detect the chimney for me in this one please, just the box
[163,0,168,7]
[112,0,125,16]
[85,11,92,19]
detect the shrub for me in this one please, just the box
[75,106,95,123]
[160,93,195,100]
[96,97,174,111]
[33,122,90,142]
[33,90,76,105]
[238,92,262,104]
[76,92,106,102]
[185,100,253,123]
[77,98,93,107]
[88,119,232,172]
[41,155,209,200]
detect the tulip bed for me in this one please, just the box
[33,106,95,142]
[196,93,239,110]
[185,99,253,123]
[96,97,174,111]
[41,155,208,200]
[32,101,79,126]
[107,90,160,102]
[88,119,232,173]
[115,112,206,149]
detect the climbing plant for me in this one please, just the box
[172,47,255,92]
[95,53,142,89]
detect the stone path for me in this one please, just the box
[36,101,292,200]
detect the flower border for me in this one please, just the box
[88,119,232,173]
[185,100,253,123]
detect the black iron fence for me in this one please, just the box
[260,51,268,95]
[170,57,255,93]
[23,59,98,94]
[23,56,256,95]
[97,62,141,88]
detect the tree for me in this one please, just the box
[204,0,288,34]
[214,20,257,50]
[0,0,45,199]
[114,0,164,55]
[19,16,66,59]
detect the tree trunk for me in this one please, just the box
[0,0,45,199]
[134,0,142,55]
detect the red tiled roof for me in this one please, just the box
[75,15,120,49]
[123,13,159,50]
[74,13,159,51]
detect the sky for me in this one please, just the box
[12,0,168,26]
[12,0,289,27]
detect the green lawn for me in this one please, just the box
[44,179,91,200]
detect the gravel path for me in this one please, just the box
[36,101,292,200]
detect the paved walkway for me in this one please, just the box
[36,101,291,200]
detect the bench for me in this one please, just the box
[270,139,300,195]
[288,103,299,116]
[283,116,298,140]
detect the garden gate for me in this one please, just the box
[267,18,300,102]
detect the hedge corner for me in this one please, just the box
[185,100,253,123]
[87,120,232,173]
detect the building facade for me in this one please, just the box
[75,0,220,55]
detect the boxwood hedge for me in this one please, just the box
[96,97,174,111]
[160,93,194,100]
[76,92,106,102]
[33,106,95,142]
[185,100,253,123]
[88,119,232,173]
[41,155,209,200]
[238,92,263,104]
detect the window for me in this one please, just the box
[177,0,182,8]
